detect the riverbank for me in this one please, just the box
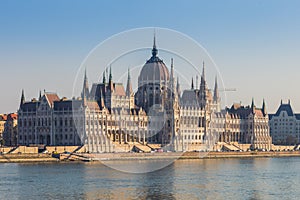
[1,151,300,163]
[0,153,58,163]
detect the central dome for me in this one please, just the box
[138,38,169,85]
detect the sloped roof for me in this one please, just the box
[181,90,199,106]
[114,83,126,96]
[20,102,40,112]
[53,100,82,111]
[45,93,60,106]
[274,104,294,116]
[86,101,101,111]
[227,104,267,118]
[296,114,300,120]
[254,109,264,117]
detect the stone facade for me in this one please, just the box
[17,38,272,152]
[2,113,18,146]
[216,101,272,150]
[269,100,300,145]
[0,114,6,146]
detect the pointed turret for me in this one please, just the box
[169,58,176,95]
[108,66,114,91]
[152,32,158,57]
[202,61,205,81]
[176,77,181,97]
[126,68,133,97]
[213,76,219,102]
[251,98,255,114]
[191,77,194,89]
[20,89,25,107]
[81,69,89,99]
[170,58,174,79]
[102,71,106,84]
[200,61,207,90]
[39,90,42,101]
[199,61,208,103]
[262,99,267,115]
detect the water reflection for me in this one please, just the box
[137,163,175,200]
[0,157,299,200]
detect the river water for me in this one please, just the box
[0,157,299,200]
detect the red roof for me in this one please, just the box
[86,101,101,110]
[45,93,60,105]
[1,115,7,121]
[7,113,18,120]
[114,84,126,96]
[254,109,264,117]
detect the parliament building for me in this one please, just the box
[17,38,272,152]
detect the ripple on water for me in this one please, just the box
[0,157,299,199]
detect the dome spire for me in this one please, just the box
[152,31,158,57]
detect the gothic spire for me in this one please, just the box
[39,90,42,101]
[202,61,205,81]
[262,98,267,115]
[102,71,106,84]
[191,77,194,89]
[176,76,181,96]
[170,58,174,78]
[251,98,255,114]
[20,89,25,107]
[81,68,89,99]
[213,76,219,102]
[251,98,255,108]
[170,58,175,89]
[152,32,158,57]
[126,68,133,97]
[200,61,207,90]
[109,66,112,82]
[109,66,114,91]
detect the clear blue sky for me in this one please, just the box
[1,0,300,113]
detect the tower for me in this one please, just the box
[262,99,267,116]
[126,68,134,109]
[20,89,25,107]
[102,71,106,84]
[191,77,194,90]
[199,61,208,108]
[135,34,170,113]
[213,76,221,112]
[251,98,255,114]
[108,66,114,91]
[126,68,133,97]
[176,77,181,99]
[81,69,89,99]
[39,90,42,101]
